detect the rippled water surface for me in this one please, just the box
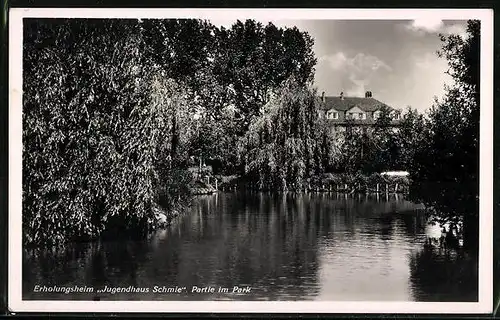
[23,192,478,301]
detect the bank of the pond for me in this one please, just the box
[151,180,219,230]
[151,171,418,237]
[23,202,186,250]
[118,170,422,242]
[213,172,411,194]
[190,180,218,195]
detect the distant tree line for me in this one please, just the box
[23,18,479,249]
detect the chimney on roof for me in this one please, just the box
[321,91,325,103]
[365,91,372,98]
[340,92,344,100]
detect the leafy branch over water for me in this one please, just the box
[237,79,332,191]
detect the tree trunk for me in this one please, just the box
[170,115,178,161]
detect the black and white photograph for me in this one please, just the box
[8,8,493,313]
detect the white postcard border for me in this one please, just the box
[8,8,494,314]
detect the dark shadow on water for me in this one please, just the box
[408,243,478,302]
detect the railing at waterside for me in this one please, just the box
[196,172,411,195]
[215,182,409,194]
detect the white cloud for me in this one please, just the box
[322,52,347,70]
[321,52,391,72]
[349,53,392,72]
[406,19,467,38]
[408,18,444,33]
[319,52,392,97]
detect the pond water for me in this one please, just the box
[23,192,478,301]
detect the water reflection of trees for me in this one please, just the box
[167,191,323,300]
[408,244,478,302]
[23,240,153,300]
[23,192,475,301]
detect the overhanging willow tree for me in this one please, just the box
[23,19,193,246]
[238,78,331,191]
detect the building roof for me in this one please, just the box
[318,96,392,113]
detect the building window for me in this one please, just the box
[373,111,380,120]
[348,112,364,120]
[393,113,400,120]
[327,111,339,119]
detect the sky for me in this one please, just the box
[209,18,469,113]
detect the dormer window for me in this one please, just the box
[327,111,339,120]
[347,112,365,120]
[393,113,400,120]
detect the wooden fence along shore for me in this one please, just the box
[189,165,411,195]
[218,183,409,194]
[189,168,412,195]
[192,178,410,195]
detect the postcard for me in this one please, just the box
[8,8,493,314]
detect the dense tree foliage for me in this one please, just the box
[23,19,193,246]
[22,18,317,246]
[139,19,317,172]
[224,21,317,132]
[409,20,480,249]
[331,107,420,174]
[396,108,426,170]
